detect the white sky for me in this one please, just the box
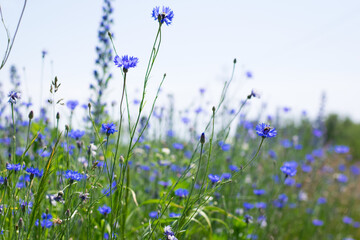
[1,0,360,125]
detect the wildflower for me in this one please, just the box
[280,161,297,177]
[47,192,65,206]
[174,188,189,198]
[64,170,84,182]
[79,192,90,202]
[317,197,326,204]
[312,219,324,226]
[101,122,118,135]
[343,216,353,224]
[36,213,53,228]
[26,167,43,178]
[152,6,174,25]
[255,202,267,209]
[243,202,254,210]
[244,214,253,224]
[172,143,184,150]
[255,123,277,138]
[336,173,348,183]
[334,145,350,154]
[229,165,239,172]
[6,163,22,172]
[253,189,266,196]
[8,91,21,104]
[169,212,181,218]
[208,174,220,183]
[114,55,138,70]
[68,129,85,140]
[66,100,79,111]
[221,173,231,180]
[98,204,111,216]
[149,211,158,219]
[164,225,178,240]
[301,164,312,173]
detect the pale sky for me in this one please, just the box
[1,0,360,125]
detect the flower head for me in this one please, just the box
[6,163,22,172]
[280,161,297,177]
[68,129,85,140]
[65,170,84,181]
[8,91,21,104]
[101,122,118,135]
[256,123,277,138]
[98,204,111,216]
[208,174,220,183]
[174,188,189,198]
[66,100,79,111]
[152,6,174,25]
[114,55,138,70]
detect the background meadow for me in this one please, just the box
[0,1,359,239]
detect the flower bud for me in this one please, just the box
[28,110,34,120]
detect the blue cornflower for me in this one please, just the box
[65,170,84,182]
[350,165,360,176]
[229,165,239,172]
[8,91,21,104]
[312,219,324,226]
[243,202,254,210]
[66,100,79,111]
[98,204,111,216]
[302,164,312,173]
[255,202,267,209]
[268,150,277,159]
[244,214,253,224]
[208,174,220,183]
[317,197,327,204]
[6,163,22,172]
[221,173,231,180]
[255,123,277,138]
[152,6,174,25]
[68,129,85,140]
[35,213,53,228]
[26,167,43,178]
[172,143,184,150]
[337,173,348,183]
[273,194,288,208]
[114,55,138,70]
[334,145,350,154]
[149,211,158,219]
[101,122,118,135]
[343,216,353,224]
[102,181,117,197]
[174,188,189,198]
[169,212,181,218]
[280,161,297,177]
[0,176,7,185]
[164,225,178,240]
[253,189,266,196]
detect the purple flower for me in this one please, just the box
[229,165,239,172]
[174,188,188,198]
[312,219,324,226]
[101,122,118,135]
[152,6,174,25]
[172,143,184,150]
[114,55,138,70]
[65,170,84,181]
[280,162,297,177]
[221,173,231,180]
[98,204,111,216]
[6,163,22,172]
[343,216,353,224]
[243,202,254,210]
[334,145,350,154]
[255,123,277,138]
[301,164,312,173]
[149,211,158,219]
[255,202,267,209]
[208,174,220,183]
[317,197,326,204]
[66,100,79,111]
[253,189,266,196]
[8,91,21,104]
[336,174,348,183]
[68,129,85,140]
